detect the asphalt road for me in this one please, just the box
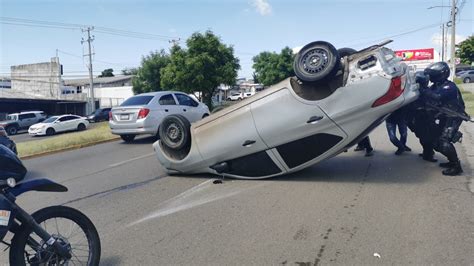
[2,125,473,265]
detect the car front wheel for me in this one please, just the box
[159,114,191,151]
[6,126,18,135]
[294,41,340,83]
[46,128,55,136]
[464,77,471,83]
[77,123,86,131]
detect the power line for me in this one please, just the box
[0,17,179,41]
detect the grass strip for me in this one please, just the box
[17,122,119,158]
[460,89,474,116]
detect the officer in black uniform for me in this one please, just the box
[421,62,466,176]
[406,72,440,163]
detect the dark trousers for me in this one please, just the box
[386,121,407,149]
[357,136,372,150]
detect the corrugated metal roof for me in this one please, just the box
[63,75,134,86]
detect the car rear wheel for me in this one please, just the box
[46,128,55,136]
[6,126,18,136]
[77,123,86,131]
[294,41,340,83]
[464,77,471,83]
[120,134,135,143]
[159,114,191,151]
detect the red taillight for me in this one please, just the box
[108,111,112,120]
[137,108,150,119]
[372,76,404,107]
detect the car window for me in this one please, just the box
[43,116,58,123]
[159,94,177,105]
[175,94,198,107]
[469,71,474,74]
[6,115,17,121]
[121,95,154,106]
[19,113,35,120]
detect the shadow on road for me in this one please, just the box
[118,136,158,145]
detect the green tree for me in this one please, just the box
[98,68,114,77]
[252,47,295,86]
[121,68,138,76]
[132,50,170,94]
[457,36,474,65]
[161,31,240,109]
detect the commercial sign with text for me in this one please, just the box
[395,48,435,61]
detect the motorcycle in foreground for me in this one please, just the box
[0,145,101,265]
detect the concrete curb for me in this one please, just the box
[20,137,121,160]
[460,123,474,193]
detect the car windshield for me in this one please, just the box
[121,96,154,106]
[43,116,59,123]
[6,114,17,121]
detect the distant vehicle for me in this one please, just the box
[28,115,89,136]
[243,91,255,98]
[227,92,243,101]
[457,70,474,83]
[154,40,419,179]
[0,126,17,154]
[0,111,47,135]
[87,108,111,122]
[109,91,210,142]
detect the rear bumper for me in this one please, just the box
[109,120,157,136]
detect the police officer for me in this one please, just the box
[421,62,466,176]
[406,71,439,163]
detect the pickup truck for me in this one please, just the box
[0,111,47,135]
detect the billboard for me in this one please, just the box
[395,48,435,61]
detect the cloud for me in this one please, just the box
[252,0,272,16]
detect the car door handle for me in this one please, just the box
[307,115,324,124]
[164,109,169,112]
[242,140,256,147]
[183,109,187,112]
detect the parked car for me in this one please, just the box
[0,126,17,154]
[457,70,474,83]
[0,111,47,135]
[226,92,243,101]
[243,91,255,98]
[153,40,419,179]
[87,108,111,122]
[109,91,210,142]
[28,115,89,136]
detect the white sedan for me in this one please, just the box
[28,115,89,136]
[154,40,419,179]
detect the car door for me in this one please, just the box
[18,113,36,129]
[158,94,180,117]
[55,116,70,132]
[250,87,346,170]
[174,93,201,122]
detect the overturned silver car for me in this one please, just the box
[153,40,419,179]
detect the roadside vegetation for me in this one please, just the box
[17,122,118,158]
[461,89,474,116]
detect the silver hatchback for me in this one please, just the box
[109,91,210,142]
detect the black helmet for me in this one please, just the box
[424,62,450,83]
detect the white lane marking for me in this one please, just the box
[109,152,155,168]
[128,179,263,226]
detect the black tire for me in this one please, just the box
[293,41,340,83]
[337,47,357,58]
[120,134,135,143]
[6,125,18,135]
[464,77,471,83]
[77,123,86,131]
[159,114,191,150]
[46,128,55,136]
[10,206,101,266]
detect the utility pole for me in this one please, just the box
[82,26,95,113]
[441,24,445,61]
[450,0,457,80]
[444,24,448,62]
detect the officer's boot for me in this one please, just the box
[439,161,456,168]
[442,161,463,176]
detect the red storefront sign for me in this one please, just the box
[395,48,434,61]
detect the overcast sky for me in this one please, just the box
[1,0,472,79]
